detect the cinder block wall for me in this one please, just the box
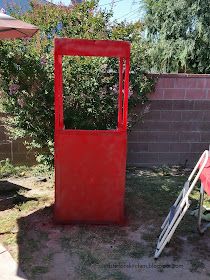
[127,74,210,167]
[1,73,210,167]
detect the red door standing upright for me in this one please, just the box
[54,38,130,224]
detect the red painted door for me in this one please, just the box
[54,38,130,224]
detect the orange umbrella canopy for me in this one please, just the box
[0,11,39,39]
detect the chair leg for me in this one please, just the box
[197,183,210,234]
[198,184,204,234]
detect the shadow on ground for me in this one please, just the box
[14,169,210,280]
[0,180,37,212]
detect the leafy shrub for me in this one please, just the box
[0,158,28,178]
[0,0,153,165]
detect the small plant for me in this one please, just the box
[31,163,54,178]
[156,165,172,176]
[189,259,205,273]
[0,158,29,178]
[0,159,16,178]
[79,250,99,266]
[115,240,147,259]
[31,266,49,276]
[107,271,131,280]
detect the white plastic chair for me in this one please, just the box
[154,150,209,259]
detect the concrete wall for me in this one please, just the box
[127,74,210,167]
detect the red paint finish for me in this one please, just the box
[54,38,130,224]
[200,158,210,196]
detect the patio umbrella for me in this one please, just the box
[0,11,39,39]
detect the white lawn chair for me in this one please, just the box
[154,150,209,259]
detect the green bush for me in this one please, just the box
[0,0,153,165]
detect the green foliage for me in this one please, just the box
[143,0,210,73]
[0,158,29,178]
[62,56,119,130]
[0,0,153,165]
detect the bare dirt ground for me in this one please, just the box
[0,167,210,280]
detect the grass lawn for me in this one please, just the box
[0,163,210,279]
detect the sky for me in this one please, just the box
[50,0,142,22]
